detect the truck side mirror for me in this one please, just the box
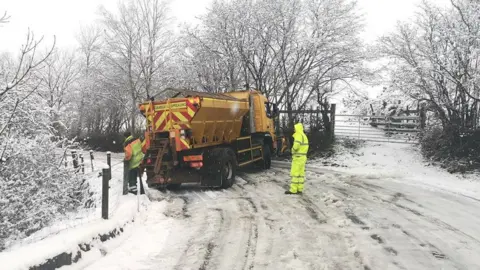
[265,102,272,118]
[265,102,279,119]
[272,103,279,117]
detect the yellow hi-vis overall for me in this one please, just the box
[290,123,309,193]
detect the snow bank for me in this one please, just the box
[0,151,149,270]
[6,151,125,250]
[0,195,147,270]
[71,201,170,270]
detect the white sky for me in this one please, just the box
[0,0,212,52]
[0,0,452,103]
[0,0,452,53]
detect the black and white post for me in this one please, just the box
[90,150,94,172]
[102,168,111,219]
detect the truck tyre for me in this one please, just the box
[218,148,236,189]
[263,145,272,169]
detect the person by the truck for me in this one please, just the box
[285,123,309,195]
[123,131,144,193]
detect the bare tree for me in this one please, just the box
[37,49,80,135]
[183,0,364,127]
[0,30,55,141]
[99,1,142,133]
[0,11,10,25]
[98,0,174,133]
[379,0,480,139]
[135,0,175,98]
[0,31,55,99]
[75,25,103,136]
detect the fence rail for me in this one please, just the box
[277,103,425,144]
[334,112,424,144]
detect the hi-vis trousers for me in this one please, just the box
[290,156,306,193]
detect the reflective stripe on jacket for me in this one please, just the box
[291,123,309,159]
[124,136,144,169]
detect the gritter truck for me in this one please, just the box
[138,89,281,189]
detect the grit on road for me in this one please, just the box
[78,144,480,270]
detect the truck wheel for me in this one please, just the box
[218,148,236,189]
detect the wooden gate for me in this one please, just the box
[276,103,425,144]
[334,112,425,144]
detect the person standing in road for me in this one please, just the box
[285,123,309,195]
[123,131,145,194]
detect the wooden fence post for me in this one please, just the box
[420,103,427,130]
[330,104,336,139]
[80,154,85,174]
[107,151,111,175]
[71,151,79,170]
[123,160,129,195]
[107,152,111,168]
[102,168,111,219]
[90,150,94,172]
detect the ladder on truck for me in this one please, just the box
[143,137,173,178]
[236,136,264,167]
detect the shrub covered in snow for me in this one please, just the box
[420,127,480,173]
[338,137,364,151]
[0,36,91,251]
[0,90,91,251]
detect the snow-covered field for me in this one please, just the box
[40,142,480,270]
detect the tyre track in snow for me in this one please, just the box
[346,178,480,248]
[239,171,365,270]
[154,184,260,270]
[272,169,378,270]
[97,160,480,270]
[173,207,223,270]
[271,165,479,269]
[313,172,462,269]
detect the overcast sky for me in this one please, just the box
[0,0,453,53]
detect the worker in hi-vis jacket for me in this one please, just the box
[285,123,309,195]
[123,131,144,194]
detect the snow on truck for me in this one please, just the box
[138,89,281,189]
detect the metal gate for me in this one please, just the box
[334,114,422,144]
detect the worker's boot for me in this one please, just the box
[284,190,297,195]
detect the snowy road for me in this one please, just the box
[73,144,480,270]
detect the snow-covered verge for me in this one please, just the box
[0,68,96,252]
[60,198,165,270]
[0,151,151,270]
[2,151,122,250]
[0,145,90,252]
[310,141,480,199]
[0,195,147,270]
